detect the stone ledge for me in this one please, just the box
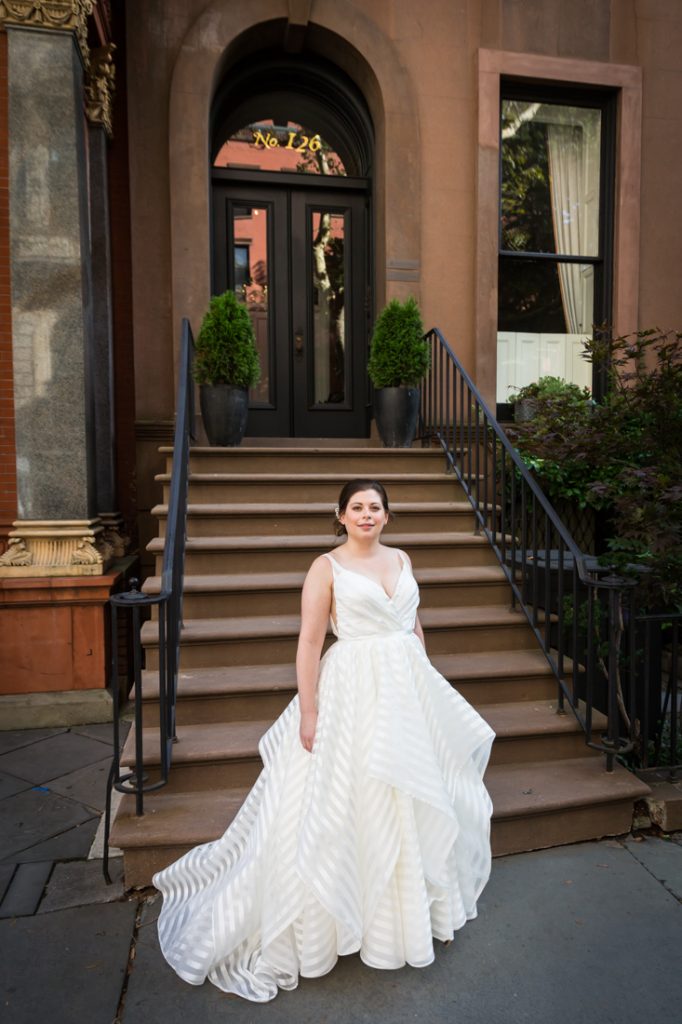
[0,689,114,731]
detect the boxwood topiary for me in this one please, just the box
[367,297,430,388]
[194,290,261,388]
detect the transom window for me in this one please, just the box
[214,120,347,176]
[497,85,616,409]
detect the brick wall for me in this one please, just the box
[0,31,16,554]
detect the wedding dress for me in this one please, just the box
[153,552,495,1002]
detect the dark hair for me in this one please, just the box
[334,479,392,536]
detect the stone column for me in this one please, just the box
[0,15,110,576]
[86,43,128,559]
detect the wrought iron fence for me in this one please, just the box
[419,327,681,778]
[102,318,195,882]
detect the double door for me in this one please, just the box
[212,182,370,437]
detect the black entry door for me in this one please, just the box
[212,183,369,437]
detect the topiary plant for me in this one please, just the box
[367,297,430,388]
[194,290,261,388]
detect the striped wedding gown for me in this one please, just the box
[153,551,495,1002]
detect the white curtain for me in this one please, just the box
[547,120,599,333]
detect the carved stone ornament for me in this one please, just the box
[0,1,94,62]
[0,518,113,577]
[0,537,33,566]
[99,511,130,558]
[85,42,116,137]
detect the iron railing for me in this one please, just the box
[420,327,681,778]
[103,318,195,882]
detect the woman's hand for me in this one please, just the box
[299,710,318,753]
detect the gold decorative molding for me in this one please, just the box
[0,1,94,62]
[85,42,115,137]
[0,518,114,577]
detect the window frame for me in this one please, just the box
[497,80,618,413]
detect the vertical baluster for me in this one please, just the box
[446,356,452,466]
[492,435,498,550]
[520,481,528,605]
[466,385,472,493]
[500,441,507,566]
[544,515,552,651]
[585,585,595,738]
[474,399,481,533]
[571,570,580,707]
[642,619,651,768]
[606,586,620,772]
[132,603,145,816]
[158,599,168,780]
[531,493,538,627]
[509,457,517,607]
[459,373,464,477]
[670,622,679,770]
[557,535,565,709]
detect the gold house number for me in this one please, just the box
[252,129,322,153]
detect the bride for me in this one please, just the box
[153,478,495,1002]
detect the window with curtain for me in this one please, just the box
[497,86,615,410]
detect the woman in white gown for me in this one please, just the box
[153,479,495,1002]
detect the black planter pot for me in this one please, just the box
[374,386,420,448]
[199,384,249,446]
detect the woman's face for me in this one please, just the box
[339,489,389,538]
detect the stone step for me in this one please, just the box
[141,604,542,669]
[166,445,453,475]
[151,500,480,537]
[139,649,564,726]
[142,565,511,618]
[158,472,477,503]
[121,698,590,796]
[111,756,651,887]
[148,531,499,574]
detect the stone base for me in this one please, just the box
[0,562,136,706]
[0,519,112,577]
[634,769,682,833]
[0,688,114,730]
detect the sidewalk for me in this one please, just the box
[0,725,680,1024]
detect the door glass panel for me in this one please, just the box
[232,204,271,405]
[311,210,346,405]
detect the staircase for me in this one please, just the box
[111,444,650,886]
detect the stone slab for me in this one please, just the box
[6,817,100,865]
[39,858,124,914]
[73,721,129,746]
[123,841,682,1024]
[48,756,112,813]
[0,770,31,800]
[0,686,114,730]
[0,786,95,860]
[0,900,137,1024]
[0,860,52,918]
[0,728,66,754]
[0,730,113,784]
[623,834,682,901]
[0,863,15,903]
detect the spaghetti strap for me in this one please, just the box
[322,552,339,570]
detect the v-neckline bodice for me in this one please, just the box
[327,553,406,602]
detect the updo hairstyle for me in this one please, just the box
[334,479,393,537]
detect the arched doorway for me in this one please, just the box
[211,56,374,437]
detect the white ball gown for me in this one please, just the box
[153,552,495,1002]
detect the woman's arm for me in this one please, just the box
[400,549,426,649]
[296,555,333,752]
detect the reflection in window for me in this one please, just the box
[215,120,347,176]
[311,211,346,405]
[497,98,607,403]
[232,205,270,405]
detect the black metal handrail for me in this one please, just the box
[103,318,195,882]
[420,327,681,776]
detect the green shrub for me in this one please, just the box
[510,375,591,403]
[367,297,429,387]
[194,290,261,388]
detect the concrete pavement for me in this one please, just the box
[0,725,680,1024]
